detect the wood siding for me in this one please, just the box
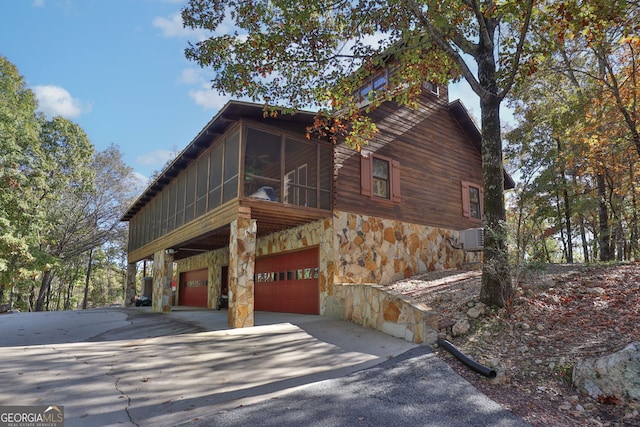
[334,93,484,231]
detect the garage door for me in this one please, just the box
[255,248,319,314]
[179,268,208,307]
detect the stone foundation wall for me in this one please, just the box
[332,211,466,285]
[169,210,473,341]
[175,248,229,308]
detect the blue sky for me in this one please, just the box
[1,0,484,183]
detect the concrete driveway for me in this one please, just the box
[0,307,418,427]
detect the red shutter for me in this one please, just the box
[461,181,470,218]
[361,155,372,197]
[391,160,401,203]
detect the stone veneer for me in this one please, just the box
[152,249,173,312]
[125,263,137,306]
[228,218,256,327]
[332,211,467,285]
[162,209,476,345]
[332,283,440,344]
[321,210,468,344]
[175,248,228,309]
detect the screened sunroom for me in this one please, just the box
[122,102,333,260]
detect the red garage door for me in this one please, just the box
[255,248,319,314]
[179,268,208,307]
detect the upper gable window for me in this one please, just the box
[462,181,483,219]
[358,69,388,103]
[361,153,401,203]
[423,81,439,97]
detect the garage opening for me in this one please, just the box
[179,268,208,307]
[255,247,319,314]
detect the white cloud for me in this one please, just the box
[188,88,231,110]
[130,171,150,191]
[32,85,90,119]
[153,11,238,41]
[179,68,203,85]
[153,12,213,40]
[32,0,45,7]
[179,67,231,110]
[153,13,190,38]
[135,149,175,166]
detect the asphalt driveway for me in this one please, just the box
[0,307,528,426]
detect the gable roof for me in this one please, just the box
[448,99,516,190]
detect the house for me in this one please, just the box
[120,81,514,343]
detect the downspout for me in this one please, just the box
[437,338,497,378]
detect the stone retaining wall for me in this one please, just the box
[325,282,440,345]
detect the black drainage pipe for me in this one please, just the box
[437,338,497,379]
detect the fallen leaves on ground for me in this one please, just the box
[391,263,640,426]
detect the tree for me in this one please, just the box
[35,144,136,311]
[181,0,539,306]
[0,56,45,308]
[34,117,95,311]
[505,0,640,263]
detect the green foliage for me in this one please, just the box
[182,0,461,148]
[505,0,640,264]
[182,0,540,307]
[0,56,45,286]
[0,57,137,311]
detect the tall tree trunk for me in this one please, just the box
[556,137,573,263]
[29,284,36,312]
[82,248,94,310]
[478,84,512,306]
[572,175,590,262]
[555,192,567,261]
[8,281,13,311]
[35,270,53,312]
[631,168,639,259]
[516,195,524,262]
[579,216,590,263]
[597,174,614,261]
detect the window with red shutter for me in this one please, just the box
[461,181,483,219]
[361,153,400,203]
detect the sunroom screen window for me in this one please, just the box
[244,128,282,201]
[285,138,316,207]
[222,132,239,203]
